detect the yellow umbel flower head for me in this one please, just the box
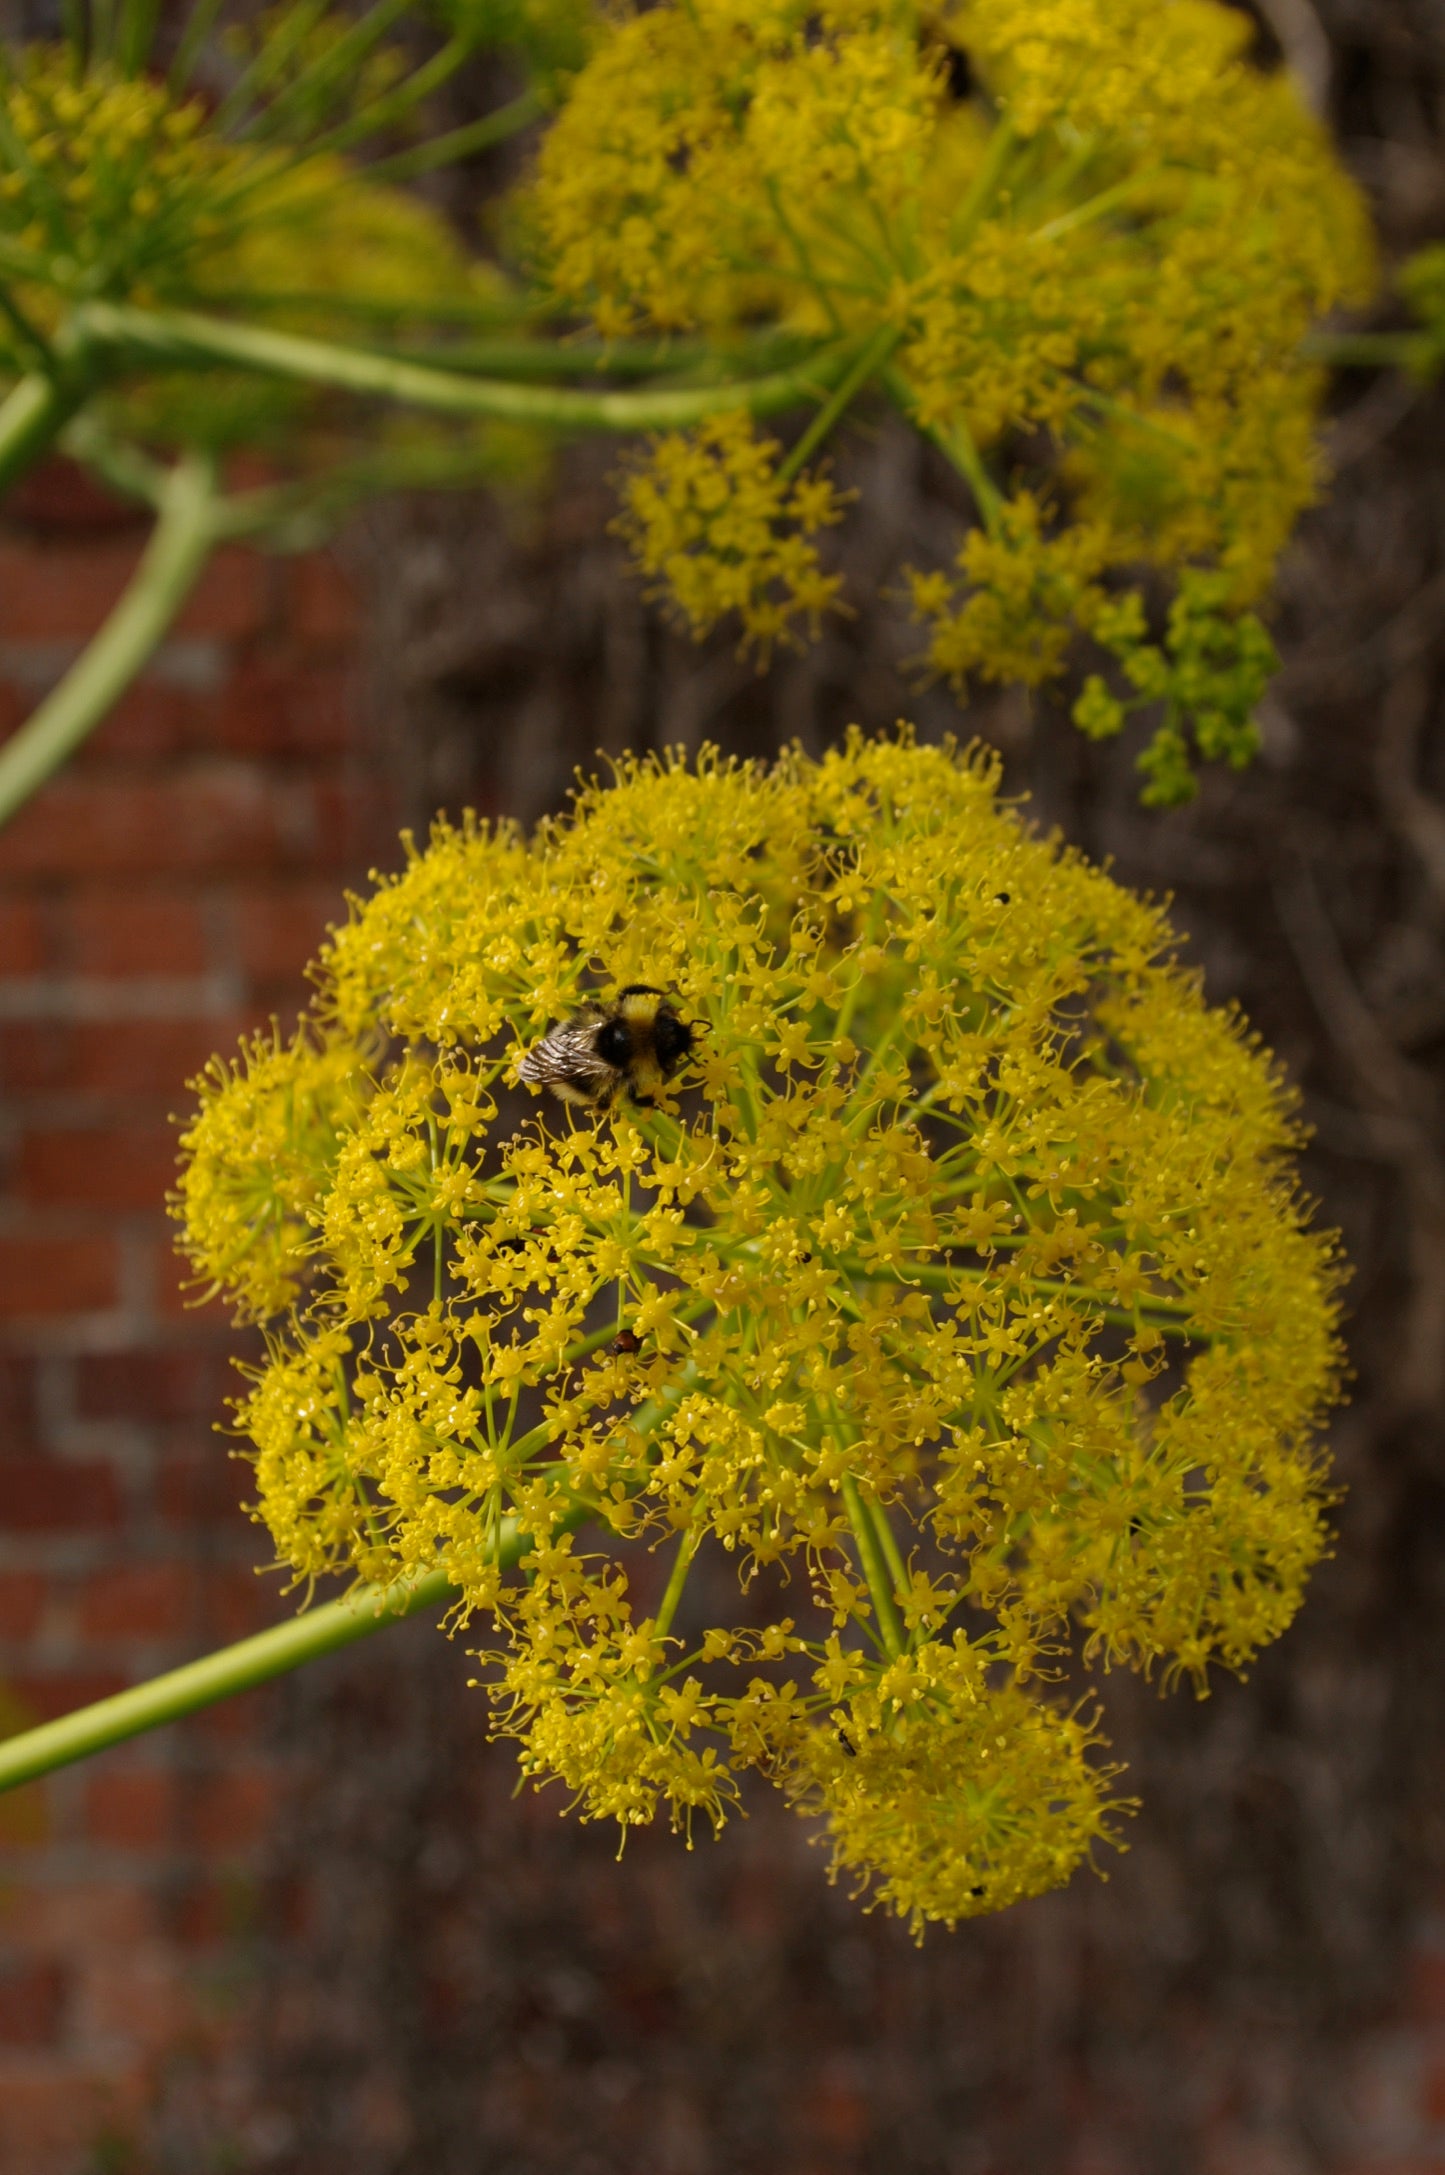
[177,734,1344,1932]
[524,0,1374,797]
[0,45,470,319]
[0,35,496,454]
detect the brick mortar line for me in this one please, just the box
[0,974,246,1020]
[0,639,227,696]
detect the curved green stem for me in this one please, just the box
[77,300,849,433]
[0,451,221,832]
[0,368,86,498]
[0,1563,468,1795]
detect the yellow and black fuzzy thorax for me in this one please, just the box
[517,985,699,1109]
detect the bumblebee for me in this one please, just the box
[517,985,699,1110]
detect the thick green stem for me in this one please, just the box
[0,1483,610,1792]
[0,451,222,832]
[77,301,848,433]
[0,369,84,498]
[0,1565,466,1794]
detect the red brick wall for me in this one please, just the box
[0,466,393,2172]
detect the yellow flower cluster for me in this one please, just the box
[176,735,1343,1932]
[0,44,485,446]
[525,0,1373,792]
[908,492,1114,692]
[0,40,496,463]
[911,509,1281,803]
[614,412,849,659]
[0,54,219,274]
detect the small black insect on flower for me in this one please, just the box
[517,985,700,1110]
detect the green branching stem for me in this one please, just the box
[59,413,168,507]
[950,112,1019,249]
[0,451,221,831]
[1303,327,1438,377]
[867,1495,911,1615]
[881,361,1004,531]
[938,415,1004,532]
[836,1255,1207,1338]
[75,300,850,432]
[298,31,477,159]
[653,1522,702,1641]
[841,1472,906,1659]
[364,85,545,183]
[0,365,86,497]
[776,322,902,483]
[0,1562,470,1794]
[0,1474,634,1793]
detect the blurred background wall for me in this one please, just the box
[2,0,1445,2168]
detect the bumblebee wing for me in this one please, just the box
[517,1012,618,1105]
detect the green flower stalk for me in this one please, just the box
[175,735,1344,1934]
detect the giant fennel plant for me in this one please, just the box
[0,0,1424,1926]
[174,737,1342,1931]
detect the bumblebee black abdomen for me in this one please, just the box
[651,1010,693,1070]
[595,1018,635,1067]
